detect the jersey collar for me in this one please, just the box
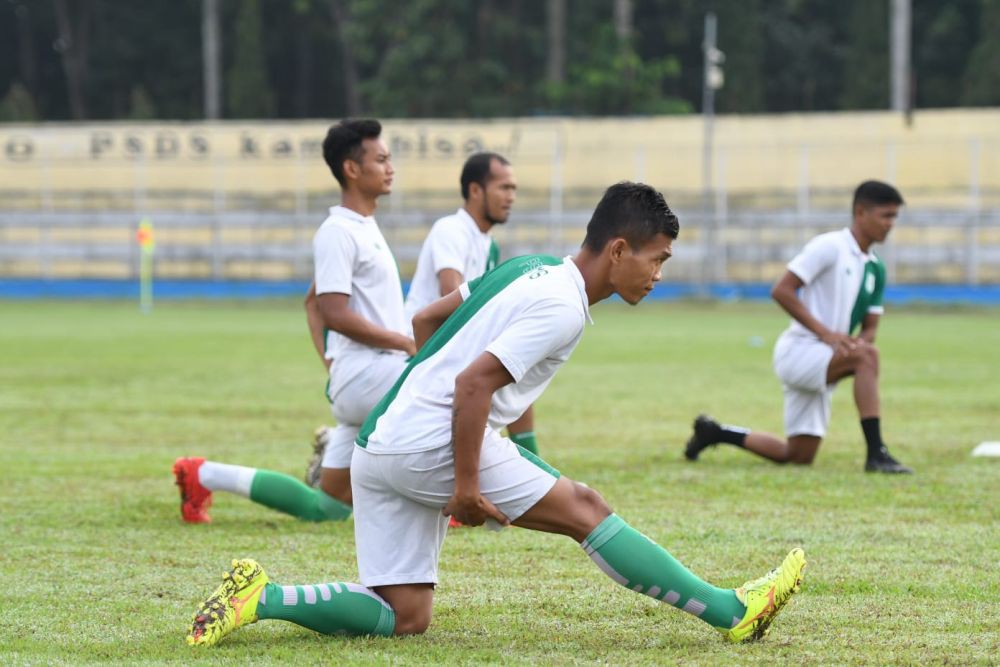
[457,207,490,237]
[843,227,870,260]
[563,256,594,324]
[330,205,375,224]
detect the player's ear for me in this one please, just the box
[608,238,628,262]
[342,158,361,181]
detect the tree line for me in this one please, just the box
[1,0,998,123]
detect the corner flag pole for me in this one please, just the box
[137,218,155,313]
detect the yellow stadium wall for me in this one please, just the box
[1,108,998,211]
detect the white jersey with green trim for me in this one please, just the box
[360,255,592,455]
[782,228,886,340]
[404,208,498,322]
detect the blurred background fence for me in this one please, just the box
[2,109,999,295]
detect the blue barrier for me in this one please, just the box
[2,278,1000,305]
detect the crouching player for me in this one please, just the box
[185,183,806,647]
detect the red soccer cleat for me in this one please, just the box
[173,457,213,523]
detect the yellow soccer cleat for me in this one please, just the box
[187,558,269,647]
[722,547,806,643]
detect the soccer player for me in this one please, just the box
[305,152,538,494]
[172,119,414,523]
[186,182,806,647]
[404,151,538,456]
[683,180,913,474]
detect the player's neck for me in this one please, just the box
[849,225,873,253]
[571,248,613,306]
[340,190,379,218]
[463,204,492,234]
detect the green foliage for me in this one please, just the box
[714,0,766,113]
[913,0,979,109]
[0,0,996,120]
[960,0,1000,106]
[548,25,689,115]
[839,0,888,110]
[760,0,847,112]
[227,0,275,119]
[127,85,157,120]
[1,299,998,663]
[0,81,38,122]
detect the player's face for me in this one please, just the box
[855,202,898,244]
[353,137,394,197]
[481,161,517,225]
[609,233,673,305]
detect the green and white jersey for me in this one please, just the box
[404,208,500,322]
[784,228,886,339]
[359,255,592,454]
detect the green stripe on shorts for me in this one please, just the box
[515,443,561,479]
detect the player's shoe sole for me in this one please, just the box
[187,558,269,647]
[305,425,330,487]
[173,456,212,523]
[722,547,806,643]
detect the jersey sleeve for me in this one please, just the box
[459,271,489,301]
[869,259,887,315]
[313,223,356,295]
[428,221,468,276]
[787,235,838,285]
[485,301,583,383]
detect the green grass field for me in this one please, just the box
[2,299,998,665]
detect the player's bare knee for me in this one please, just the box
[393,611,431,636]
[571,480,612,526]
[787,450,817,465]
[320,479,352,505]
[863,343,879,371]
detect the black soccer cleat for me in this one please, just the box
[684,414,721,461]
[864,447,914,474]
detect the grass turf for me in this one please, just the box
[1,299,997,665]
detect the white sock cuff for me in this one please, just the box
[198,461,256,497]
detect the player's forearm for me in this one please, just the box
[412,314,438,352]
[304,286,330,367]
[437,269,463,297]
[450,379,492,496]
[858,325,878,344]
[412,303,448,351]
[325,309,412,353]
[772,287,831,339]
[413,290,464,352]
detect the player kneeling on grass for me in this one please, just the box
[171,119,413,525]
[684,180,913,474]
[186,182,806,647]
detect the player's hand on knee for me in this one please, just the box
[821,330,856,356]
[443,493,510,528]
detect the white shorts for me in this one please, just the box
[773,333,835,438]
[321,352,408,469]
[350,432,559,587]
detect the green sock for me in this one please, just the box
[582,514,745,629]
[257,581,395,636]
[509,430,538,455]
[249,470,352,522]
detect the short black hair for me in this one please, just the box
[853,180,904,210]
[460,152,510,200]
[582,182,679,252]
[323,119,382,187]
